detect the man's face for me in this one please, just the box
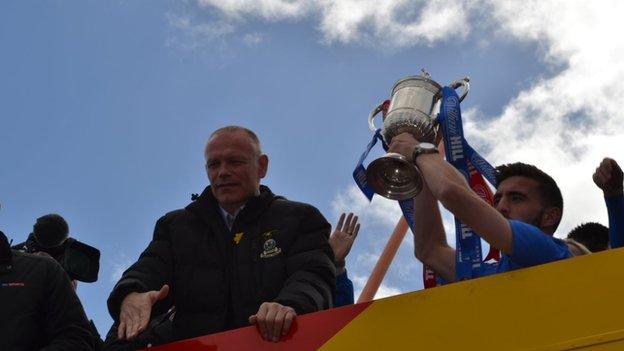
[204,131,268,212]
[493,176,546,229]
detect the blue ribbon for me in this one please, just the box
[353,129,387,201]
[437,87,485,280]
[464,143,497,187]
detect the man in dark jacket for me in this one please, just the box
[0,230,95,351]
[107,126,335,345]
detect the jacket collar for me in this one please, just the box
[186,185,279,227]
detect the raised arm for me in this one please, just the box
[412,178,456,282]
[388,133,514,255]
[329,212,360,306]
[593,157,624,248]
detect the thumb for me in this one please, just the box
[248,314,257,325]
[149,284,170,304]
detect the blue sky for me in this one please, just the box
[2,0,623,337]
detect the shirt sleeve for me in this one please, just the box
[107,215,175,321]
[333,270,354,307]
[605,195,624,248]
[509,220,572,267]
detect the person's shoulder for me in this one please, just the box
[162,208,189,220]
[508,220,546,236]
[12,250,57,265]
[271,197,323,214]
[11,250,65,276]
[157,208,197,225]
[507,220,572,260]
[508,220,565,245]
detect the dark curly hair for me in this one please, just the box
[567,222,609,252]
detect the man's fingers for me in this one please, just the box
[120,308,138,340]
[137,308,150,335]
[271,309,287,342]
[248,314,257,325]
[264,307,278,341]
[255,304,269,340]
[352,223,361,238]
[344,213,354,230]
[613,160,623,174]
[125,314,137,339]
[130,308,145,339]
[117,321,126,340]
[349,215,358,234]
[598,174,608,186]
[282,310,296,336]
[336,213,345,232]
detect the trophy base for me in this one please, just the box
[366,153,423,201]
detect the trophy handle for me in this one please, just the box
[368,100,390,132]
[449,76,470,102]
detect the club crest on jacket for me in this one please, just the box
[260,230,281,258]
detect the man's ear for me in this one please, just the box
[541,207,562,232]
[258,154,269,179]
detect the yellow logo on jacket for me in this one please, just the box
[233,232,244,245]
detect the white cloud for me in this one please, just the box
[165,12,235,50]
[316,0,471,47]
[179,0,473,48]
[198,0,313,20]
[331,185,402,229]
[375,283,403,299]
[351,274,402,301]
[243,32,265,46]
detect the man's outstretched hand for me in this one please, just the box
[329,212,360,274]
[117,284,170,340]
[593,158,624,197]
[249,302,297,342]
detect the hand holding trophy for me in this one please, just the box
[366,70,470,200]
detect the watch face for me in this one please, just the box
[419,142,436,150]
[412,142,438,163]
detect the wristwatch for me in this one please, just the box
[411,142,438,163]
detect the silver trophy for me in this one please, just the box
[366,70,470,200]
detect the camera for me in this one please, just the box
[12,214,100,283]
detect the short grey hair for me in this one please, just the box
[206,125,262,157]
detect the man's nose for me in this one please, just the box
[495,198,509,217]
[217,164,232,178]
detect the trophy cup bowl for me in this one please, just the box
[366,152,424,200]
[366,73,469,200]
